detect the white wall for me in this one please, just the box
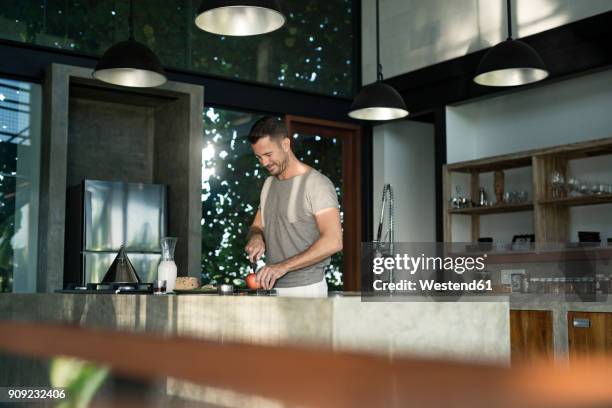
[373,120,435,242]
[362,0,612,84]
[447,69,612,163]
[446,69,612,243]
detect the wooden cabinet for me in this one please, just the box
[510,310,554,363]
[568,311,612,360]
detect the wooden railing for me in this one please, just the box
[0,320,611,407]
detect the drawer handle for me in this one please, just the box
[573,318,591,328]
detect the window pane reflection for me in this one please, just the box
[0,1,354,97]
[0,78,42,293]
[201,108,263,285]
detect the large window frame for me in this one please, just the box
[0,76,42,293]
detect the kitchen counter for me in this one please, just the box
[1,293,509,406]
[0,293,509,363]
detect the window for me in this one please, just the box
[0,78,42,293]
[201,107,263,285]
[201,108,349,290]
[0,1,355,97]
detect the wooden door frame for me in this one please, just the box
[284,115,362,291]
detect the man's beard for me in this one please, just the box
[266,156,288,176]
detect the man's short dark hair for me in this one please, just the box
[248,116,288,144]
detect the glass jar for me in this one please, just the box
[531,278,541,294]
[596,274,604,294]
[603,276,611,294]
[566,277,576,295]
[541,278,551,294]
[158,237,178,293]
[551,278,561,295]
[520,274,530,293]
[576,278,588,295]
[586,277,596,294]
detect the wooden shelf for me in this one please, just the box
[446,137,612,173]
[446,154,532,173]
[539,194,612,207]
[448,203,533,215]
[534,137,612,161]
[444,136,612,243]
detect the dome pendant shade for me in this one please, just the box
[195,0,285,36]
[474,40,548,87]
[348,82,409,121]
[93,40,167,88]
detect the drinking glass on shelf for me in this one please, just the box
[550,171,564,198]
[596,182,607,195]
[579,180,590,196]
[503,192,511,204]
[567,177,580,197]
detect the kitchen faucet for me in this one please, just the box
[376,183,395,283]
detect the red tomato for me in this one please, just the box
[245,273,261,289]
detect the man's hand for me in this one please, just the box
[256,263,289,290]
[245,209,265,262]
[245,234,265,263]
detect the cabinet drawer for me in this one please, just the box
[568,311,612,360]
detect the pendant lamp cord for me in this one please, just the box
[376,0,383,81]
[506,0,512,40]
[129,0,135,40]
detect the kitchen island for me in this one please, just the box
[0,293,510,406]
[0,293,510,362]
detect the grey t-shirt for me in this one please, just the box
[260,169,339,288]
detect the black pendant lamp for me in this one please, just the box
[474,0,548,87]
[195,0,285,36]
[93,0,166,88]
[349,0,408,121]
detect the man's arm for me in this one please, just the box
[256,207,342,289]
[245,209,265,262]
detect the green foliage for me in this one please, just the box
[200,108,264,284]
[50,357,109,408]
[0,83,19,293]
[0,0,354,96]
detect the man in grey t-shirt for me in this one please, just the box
[244,117,342,296]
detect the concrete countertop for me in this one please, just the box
[0,293,510,406]
[0,293,510,363]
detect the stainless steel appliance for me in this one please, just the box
[64,180,166,286]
